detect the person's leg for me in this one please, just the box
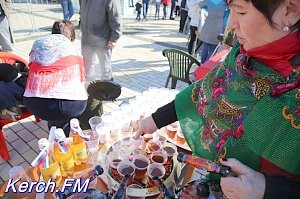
[169,0,176,19]
[206,44,218,60]
[0,81,18,110]
[79,97,103,130]
[67,0,74,20]
[60,0,69,20]
[188,26,197,54]
[200,43,217,63]
[81,44,96,81]
[179,10,188,32]
[145,3,149,20]
[201,42,209,64]
[95,42,113,80]
[143,3,146,19]
[0,16,13,52]
[163,5,167,19]
[155,3,159,19]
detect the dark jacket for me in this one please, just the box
[80,0,122,43]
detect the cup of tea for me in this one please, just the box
[147,163,166,187]
[142,134,153,143]
[166,122,178,139]
[146,139,162,154]
[150,151,167,165]
[107,151,125,177]
[176,127,186,145]
[117,160,135,177]
[132,155,150,180]
[131,137,147,156]
[162,143,177,164]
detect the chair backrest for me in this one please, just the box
[163,48,201,83]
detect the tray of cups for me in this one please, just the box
[105,137,181,198]
[159,122,191,152]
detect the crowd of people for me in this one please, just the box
[1,0,300,198]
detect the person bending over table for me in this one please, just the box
[23,20,88,135]
[136,0,300,198]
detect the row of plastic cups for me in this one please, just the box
[116,158,166,186]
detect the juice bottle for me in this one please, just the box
[53,128,74,178]
[69,118,87,165]
[38,138,62,187]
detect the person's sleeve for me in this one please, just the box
[152,101,177,129]
[263,174,300,199]
[107,0,122,43]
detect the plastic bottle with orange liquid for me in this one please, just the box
[38,138,62,186]
[69,118,88,165]
[53,128,74,178]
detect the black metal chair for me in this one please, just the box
[163,48,201,89]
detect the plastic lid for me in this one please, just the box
[38,138,49,150]
[54,128,66,141]
[70,118,80,128]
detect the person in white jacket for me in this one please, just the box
[187,0,205,55]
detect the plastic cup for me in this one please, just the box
[121,125,134,139]
[85,130,100,151]
[120,137,133,156]
[153,132,167,146]
[150,151,167,165]
[146,139,162,154]
[117,160,135,177]
[147,163,166,187]
[107,151,124,177]
[9,166,32,189]
[162,143,177,164]
[166,122,178,139]
[96,125,110,144]
[132,155,150,180]
[131,136,147,156]
[88,116,102,132]
[142,134,153,143]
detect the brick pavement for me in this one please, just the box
[0,4,200,183]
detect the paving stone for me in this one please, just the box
[19,161,31,171]
[22,120,40,132]
[6,121,24,132]
[22,149,38,164]
[5,141,13,151]
[28,138,40,153]
[0,155,7,165]
[31,128,49,139]
[8,150,25,167]
[10,139,31,154]
[3,128,19,143]
[16,128,35,142]
[0,162,12,181]
[36,120,49,131]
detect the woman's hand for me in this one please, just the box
[220,158,266,199]
[135,115,158,138]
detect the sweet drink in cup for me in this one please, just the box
[162,142,177,164]
[147,163,166,187]
[132,155,149,180]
